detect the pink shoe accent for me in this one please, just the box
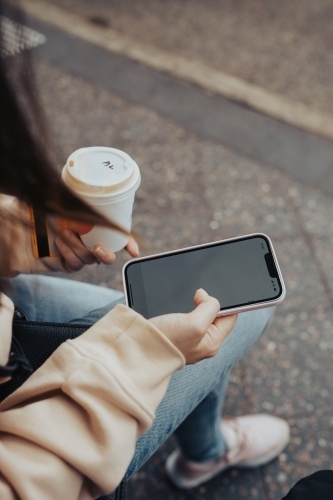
[222,414,290,468]
[165,414,290,489]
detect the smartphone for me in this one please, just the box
[123,233,286,319]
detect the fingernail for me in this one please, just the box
[63,229,72,237]
[95,247,106,258]
[198,288,208,295]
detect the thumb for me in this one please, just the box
[188,288,221,333]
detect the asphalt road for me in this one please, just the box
[41,0,333,116]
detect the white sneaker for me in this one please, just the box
[166,414,290,489]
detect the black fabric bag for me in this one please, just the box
[0,309,125,500]
[282,470,333,500]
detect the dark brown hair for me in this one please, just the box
[0,2,122,284]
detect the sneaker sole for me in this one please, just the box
[166,433,289,490]
[165,450,229,490]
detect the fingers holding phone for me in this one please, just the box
[149,289,237,365]
[123,234,285,319]
[191,288,238,360]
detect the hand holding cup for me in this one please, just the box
[62,147,141,254]
[55,231,139,271]
[53,146,141,271]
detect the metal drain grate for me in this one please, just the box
[1,15,46,57]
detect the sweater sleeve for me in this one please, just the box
[0,304,185,500]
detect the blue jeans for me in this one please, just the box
[6,275,273,478]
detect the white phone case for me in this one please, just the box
[122,233,286,317]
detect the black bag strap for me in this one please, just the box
[0,336,32,378]
[0,319,89,402]
[0,311,126,500]
[0,306,32,379]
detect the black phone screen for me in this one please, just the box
[125,235,283,319]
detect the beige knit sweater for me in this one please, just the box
[0,196,185,499]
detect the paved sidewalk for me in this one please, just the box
[18,13,333,500]
[41,0,333,117]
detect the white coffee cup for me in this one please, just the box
[62,146,141,252]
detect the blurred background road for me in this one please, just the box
[35,0,333,115]
[9,1,333,498]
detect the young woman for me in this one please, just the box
[0,4,289,498]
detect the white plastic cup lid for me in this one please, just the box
[64,147,139,195]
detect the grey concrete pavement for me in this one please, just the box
[40,0,333,117]
[14,12,333,500]
[28,18,333,197]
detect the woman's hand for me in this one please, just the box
[55,230,139,271]
[149,288,237,364]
